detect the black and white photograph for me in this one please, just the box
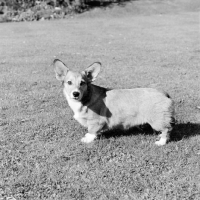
[0,0,200,199]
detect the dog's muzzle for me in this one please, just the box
[73,91,80,99]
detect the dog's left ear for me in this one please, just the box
[83,62,101,82]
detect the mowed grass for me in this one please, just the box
[1,0,200,199]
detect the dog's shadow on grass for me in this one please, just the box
[170,122,200,142]
[100,122,200,142]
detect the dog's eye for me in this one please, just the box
[67,81,72,85]
[80,81,86,86]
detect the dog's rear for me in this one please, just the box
[54,59,174,145]
[104,88,174,145]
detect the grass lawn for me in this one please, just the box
[0,0,200,199]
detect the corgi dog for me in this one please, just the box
[53,59,174,146]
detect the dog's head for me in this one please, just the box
[53,59,101,101]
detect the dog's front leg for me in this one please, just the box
[81,120,104,143]
[81,133,97,143]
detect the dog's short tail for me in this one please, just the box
[164,91,171,99]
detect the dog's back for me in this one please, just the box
[104,88,173,130]
[86,86,174,132]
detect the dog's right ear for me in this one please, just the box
[53,59,69,81]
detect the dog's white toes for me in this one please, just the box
[155,138,167,146]
[81,133,96,143]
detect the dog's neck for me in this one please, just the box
[81,84,92,105]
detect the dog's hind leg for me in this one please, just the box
[154,116,175,146]
[155,128,171,146]
[149,118,173,146]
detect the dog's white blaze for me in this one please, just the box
[64,89,82,111]
[64,89,88,127]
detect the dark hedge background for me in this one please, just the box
[0,0,126,22]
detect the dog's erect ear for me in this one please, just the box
[53,59,69,81]
[83,62,101,82]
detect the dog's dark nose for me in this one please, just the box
[73,91,80,98]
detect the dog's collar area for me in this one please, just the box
[81,84,92,105]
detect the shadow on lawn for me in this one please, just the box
[100,122,200,142]
[170,122,200,142]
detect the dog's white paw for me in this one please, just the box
[81,133,96,143]
[155,138,167,146]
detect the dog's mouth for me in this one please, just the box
[72,96,81,100]
[71,92,82,101]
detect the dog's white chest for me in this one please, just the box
[66,97,88,127]
[73,113,88,127]
[73,107,89,127]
